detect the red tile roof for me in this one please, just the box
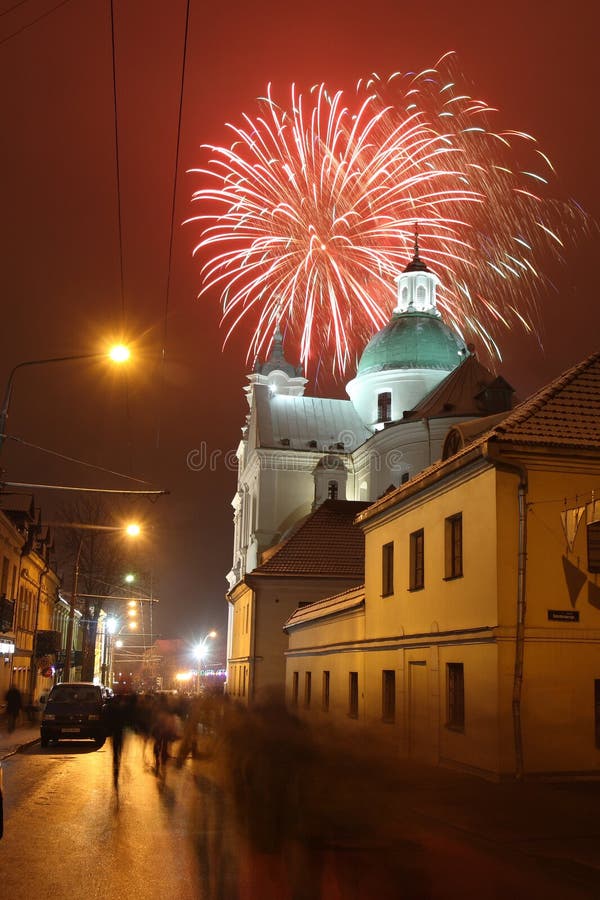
[402,353,514,420]
[357,349,600,525]
[252,499,370,577]
[488,350,600,449]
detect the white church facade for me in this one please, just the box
[225,242,514,700]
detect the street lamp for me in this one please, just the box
[0,344,131,451]
[193,630,217,694]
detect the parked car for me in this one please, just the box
[40,682,107,748]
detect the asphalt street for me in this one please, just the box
[1,733,600,899]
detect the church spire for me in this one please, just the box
[394,226,441,314]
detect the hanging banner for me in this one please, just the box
[561,506,585,552]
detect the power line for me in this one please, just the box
[1,431,153,483]
[0,0,31,18]
[156,0,191,449]
[0,0,72,46]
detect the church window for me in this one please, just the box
[377,391,392,423]
[409,529,425,590]
[382,542,394,597]
[327,480,339,500]
[416,283,426,302]
[401,286,408,303]
[444,514,463,579]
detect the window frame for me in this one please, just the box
[381,541,394,597]
[304,671,312,708]
[444,513,463,580]
[409,529,425,591]
[322,670,330,713]
[382,669,396,724]
[446,662,465,732]
[292,671,299,706]
[349,671,359,719]
[377,391,392,423]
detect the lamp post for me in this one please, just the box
[0,345,131,452]
[193,630,217,694]
[61,521,142,683]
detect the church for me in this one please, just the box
[225,239,514,702]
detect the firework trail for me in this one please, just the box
[188,53,583,373]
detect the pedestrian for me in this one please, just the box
[5,685,22,733]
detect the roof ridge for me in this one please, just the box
[495,349,600,433]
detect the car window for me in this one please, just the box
[49,686,101,704]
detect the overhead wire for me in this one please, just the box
[0,431,154,483]
[0,0,72,45]
[109,0,134,475]
[156,0,191,449]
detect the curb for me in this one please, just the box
[0,737,40,761]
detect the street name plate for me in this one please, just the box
[547,609,579,622]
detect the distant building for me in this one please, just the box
[226,241,514,697]
[285,351,600,778]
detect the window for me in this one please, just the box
[292,671,299,706]
[382,670,395,723]
[327,480,339,500]
[242,667,247,697]
[409,529,424,590]
[349,671,359,718]
[322,671,330,712]
[446,663,465,731]
[595,681,600,749]
[401,472,410,485]
[0,557,8,595]
[382,542,394,597]
[588,522,600,573]
[377,391,392,423]
[445,514,463,579]
[304,671,312,708]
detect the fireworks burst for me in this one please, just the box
[188,53,583,373]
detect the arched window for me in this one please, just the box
[377,391,392,423]
[416,284,426,302]
[327,480,339,500]
[401,286,408,303]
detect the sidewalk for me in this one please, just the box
[0,723,40,759]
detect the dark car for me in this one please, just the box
[40,682,107,748]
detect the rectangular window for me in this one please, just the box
[10,565,17,599]
[349,671,359,718]
[242,667,247,697]
[382,542,394,596]
[445,514,463,579]
[446,663,465,731]
[0,557,8,595]
[377,391,392,423]
[382,670,395,723]
[304,671,312,708]
[409,529,425,590]
[588,522,600,573]
[292,671,299,706]
[322,671,330,712]
[595,680,600,749]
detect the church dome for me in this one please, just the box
[357,311,467,376]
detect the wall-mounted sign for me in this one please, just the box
[0,640,15,654]
[548,609,580,623]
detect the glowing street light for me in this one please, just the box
[0,344,132,451]
[124,573,136,584]
[125,523,141,537]
[193,630,217,693]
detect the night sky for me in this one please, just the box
[0,0,598,644]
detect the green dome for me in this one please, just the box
[357,311,467,375]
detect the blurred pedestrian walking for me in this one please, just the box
[5,685,22,733]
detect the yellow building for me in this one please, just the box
[0,499,60,706]
[285,351,600,778]
[228,499,369,704]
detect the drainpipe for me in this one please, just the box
[486,449,528,779]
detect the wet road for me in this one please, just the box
[1,735,209,900]
[2,732,600,899]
